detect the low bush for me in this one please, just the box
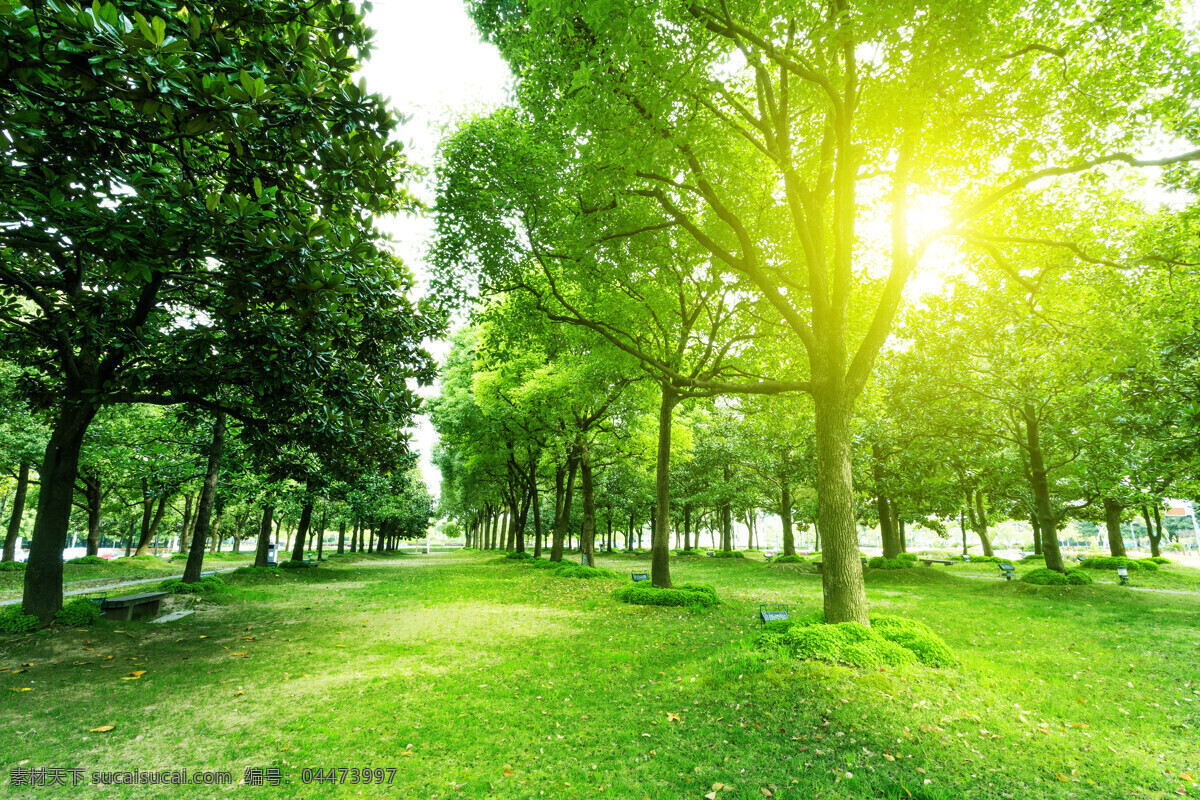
[66,555,110,566]
[1019,554,1045,563]
[159,575,226,595]
[754,613,956,668]
[505,551,535,560]
[1021,567,1091,585]
[867,556,911,570]
[113,555,159,562]
[710,550,745,559]
[55,598,101,627]
[611,583,720,608]
[0,605,42,634]
[0,561,26,571]
[896,552,918,564]
[1081,556,1158,572]
[960,555,1013,565]
[771,554,804,564]
[552,564,619,580]
[528,558,559,570]
[1143,557,1171,565]
[1065,569,1093,585]
[674,549,702,557]
[279,560,316,569]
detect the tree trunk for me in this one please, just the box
[1030,512,1043,555]
[813,391,869,625]
[24,399,98,621]
[780,482,794,556]
[177,493,193,554]
[3,462,30,562]
[82,475,102,557]
[1103,497,1127,558]
[1148,504,1162,558]
[254,504,275,567]
[873,445,900,558]
[337,520,347,554]
[134,483,169,556]
[290,479,317,563]
[183,411,225,583]
[1023,404,1064,572]
[579,439,597,568]
[551,453,578,562]
[683,503,692,551]
[532,479,543,558]
[649,385,678,586]
[720,464,733,553]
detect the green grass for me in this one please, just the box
[1,552,1198,798]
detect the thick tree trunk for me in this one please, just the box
[23,399,98,622]
[683,503,692,551]
[290,479,317,563]
[579,439,597,568]
[337,520,347,554]
[3,462,30,562]
[1030,513,1043,555]
[779,482,795,556]
[650,385,678,586]
[873,445,900,559]
[254,504,275,567]
[183,411,225,583]
[551,453,578,562]
[813,391,869,625]
[1023,405,1064,572]
[1103,497,1127,558]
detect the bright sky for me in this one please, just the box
[358,1,512,499]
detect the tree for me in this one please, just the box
[466,0,1200,622]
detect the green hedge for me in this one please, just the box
[1081,556,1158,572]
[611,583,720,608]
[552,564,619,579]
[0,605,41,634]
[55,598,101,626]
[1022,567,1093,585]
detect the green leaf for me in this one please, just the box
[205,191,220,211]
[253,177,263,198]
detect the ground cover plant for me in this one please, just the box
[2,551,1197,799]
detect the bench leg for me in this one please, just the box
[103,606,132,622]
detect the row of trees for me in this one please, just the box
[429,0,1200,624]
[1,1,435,621]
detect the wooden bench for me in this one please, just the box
[998,563,1016,581]
[99,592,169,621]
[631,572,649,582]
[759,603,789,625]
[919,558,956,567]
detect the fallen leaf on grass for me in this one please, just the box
[705,793,718,800]
[761,788,773,798]
[666,712,681,722]
[129,670,147,677]
[10,669,26,674]
[1183,774,1195,784]
[10,688,31,692]
[1057,774,1070,782]
[89,726,115,732]
[235,690,244,696]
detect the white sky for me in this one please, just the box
[358,1,512,498]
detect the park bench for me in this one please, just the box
[920,558,956,567]
[631,572,649,582]
[1117,566,1130,586]
[706,551,716,558]
[764,551,776,562]
[758,603,789,625]
[998,563,1015,581]
[961,554,971,562]
[99,592,169,622]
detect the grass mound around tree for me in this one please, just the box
[505,551,535,560]
[66,555,110,566]
[897,552,918,564]
[771,554,804,564]
[279,559,316,569]
[960,555,1013,565]
[527,558,559,570]
[0,605,42,633]
[755,613,956,668]
[709,550,745,559]
[674,549,703,557]
[158,575,227,595]
[1022,567,1094,585]
[230,566,283,579]
[611,582,719,608]
[55,598,101,627]
[551,564,619,580]
[1081,556,1158,572]
[868,556,912,570]
[1020,553,1045,563]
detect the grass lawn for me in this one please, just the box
[2,551,1198,799]
[0,553,256,603]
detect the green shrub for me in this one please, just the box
[1065,569,1093,585]
[279,560,315,569]
[611,584,720,608]
[1081,556,1157,572]
[1019,554,1045,563]
[674,549,702,557]
[867,556,910,570]
[505,551,535,560]
[1143,557,1171,565]
[960,555,1013,565]
[772,554,804,564]
[55,598,101,627]
[896,552,918,564]
[1022,567,1069,585]
[759,613,955,668]
[66,555,110,565]
[0,605,42,634]
[552,564,618,579]
[870,615,957,667]
[159,575,226,595]
[675,583,718,602]
[0,561,26,571]
[528,558,559,570]
[710,550,745,559]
